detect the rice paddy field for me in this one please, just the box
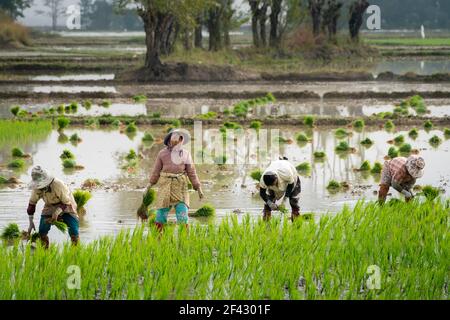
[0,31,449,301]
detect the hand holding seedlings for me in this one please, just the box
[27,215,35,234]
[198,187,204,200]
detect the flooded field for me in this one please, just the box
[0,124,448,243]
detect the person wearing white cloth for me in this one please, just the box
[259,158,302,221]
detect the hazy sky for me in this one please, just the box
[19,0,249,27]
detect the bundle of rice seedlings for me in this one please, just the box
[82,100,92,109]
[371,162,383,174]
[409,95,425,108]
[360,138,373,146]
[388,147,398,159]
[250,169,262,182]
[214,155,227,165]
[85,118,99,127]
[191,204,215,217]
[444,128,450,139]
[266,92,276,102]
[69,133,82,143]
[60,149,75,160]
[0,176,8,184]
[424,120,433,131]
[393,135,405,145]
[335,128,349,139]
[408,128,419,139]
[384,120,395,131]
[296,133,309,143]
[57,117,70,130]
[10,106,20,117]
[335,141,351,152]
[73,189,92,213]
[327,180,341,192]
[126,149,137,161]
[81,178,102,189]
[250,120,262,131]
[222,121,242,130]
[296,162,311,173]
[353,119,365,129]
[152,112,161,118]
[429,135,442,147]
[70,101,78,113]
[142,132,155,142]
[111,119,121,127]
[359,161,371,171]
[399,143,412,155]
[48,107,56,114]
[196,111,217,120]
[17,110,28,118]
[142,188,156,207]
[133,94,147,103]
[421,185,440,201]
[8,159,25,169]
[101,100,112,108]
[313,151,326,159]
[126,122,137,133]
[52,221,68,233]
[303,116,315,128]
[57,105,65,114]
[62,159,76,169]
[11,147,27,158]
[1,223,20,241]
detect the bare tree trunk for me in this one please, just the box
[249,1,260,47]
[207,6,223,51]
[258,2,268,47]
[269,0,283,48]
[308,0,325,37]
[349,0,369,41]
[194,15,203,48]
[183,28,192,51]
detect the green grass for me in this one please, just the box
[0,200,447,299]
[132,94,148,103]
[420,185,441,201]
[196,111,217,120]
[0,120,52,148]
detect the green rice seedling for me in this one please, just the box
[197,111,217,120]
[8,159,25,169]
[222,121,242,130]
[58,133,68,144]
[48,107,55,114]
[415,105,428,114]
[296,132,309,143]
[313,151,326,159]
[399,143,412,155]
[57,117,70,130]
[0,120,52,148]
[133,94,147,103]
[142,132,154,142]
[335,141,351,153]
[82,100,92,109]
[384,120,395,131]
[126,149,137,161]
[409,95,425,108]
[101,100,112,108]
[359,160,371,171]
[377,111,393,119]
[420,185,440,201]
[303,115,314,128]
[126,122,137,133]
[82,178,102,189]
[335,128,349,139]
[393,135,405,145]
[60,149,75,160]
[408,128,419,139]
[353,119,365,130]
[142,188,156,207]
[1,223,20,241]
[73,189,92,213]
[0,176,8,184]
[249,120,262,131]
[326,180,341,192]
[424,120,433,131]
[191,204,215,217]
[152,112,161,118]
[223,108,231,116]
[11,147,26,158]
[17,110,28,118]
[371,162,383,174]
[69,133,82,143]
[250,169,262,182]
[429,135,442,147]
[62,159,76,169]
[111,119,121,127]
[10,105,20,116]
[266,92,276,102]
[64,105,71,114]
[360,138,373,147]
[171,119,181,128]
[57,104,65,114]
[388,147,399,159]
[70,101,78,113]
[444,128,450,139]
[85,118,99,127]
[296,162,311,173]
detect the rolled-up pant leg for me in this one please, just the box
[289,177,301,221]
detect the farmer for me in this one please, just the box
[137,129,203,230]
[26,166,79,248]
[259,158,301,221]
[378,155,425,203]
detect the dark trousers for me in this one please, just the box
[263,177,301,220]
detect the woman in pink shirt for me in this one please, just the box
[137,129,203,230]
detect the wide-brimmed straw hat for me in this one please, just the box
[163,129,191,146]
[28,166,54,190]
[405,156,425,179]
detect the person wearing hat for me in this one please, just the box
[27,166,79,248]
[137,129,203,230]
[259,158,302,221]
[378,155,425,203]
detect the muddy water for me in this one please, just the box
[0,125,448,243]
[31,74,115,81]
[373,59,450,76]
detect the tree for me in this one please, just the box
[0,0,32,19]
[36,0,65,31]
[207,1,224,51]
[348,0,369,41]
[307,0,325,37]
[322,0,342,40]
[115,0,210,75]
[248,0,269,48]
[269,0,283,47]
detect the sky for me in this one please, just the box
[19,0,249,27]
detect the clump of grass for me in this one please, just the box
[295,132,309,143]
[8,159,25,169]
[296,162,311,173]
[126,122,138,133]
[360,138,373,146]
[429,135,442,147]
[142,188,156,207]
[421,185,440,201]
[60,149,75,160]
[353,119,365,130]
[62,159,77,169]
[73,189,92,213]
[249,120,262,131]
[250,169,262,182]
[393,135,405,145]
[335,141,351,152]
[384,120,395,131]
[408,128,419,139]
[191,204,215,217]
[424,120,433,131]
[399,143,412,155]
[388,147,399,159]
[303,115,315,128]
[1,223,20,241]
[313,151,326,159]
[57,117,70,130]
[371,162,383,174]
[359,160,371,171]
[142,132,154,142]
[132,94,147,103]
[69,133,82,143]
[334,128,349,139]
[10,106,20,117]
